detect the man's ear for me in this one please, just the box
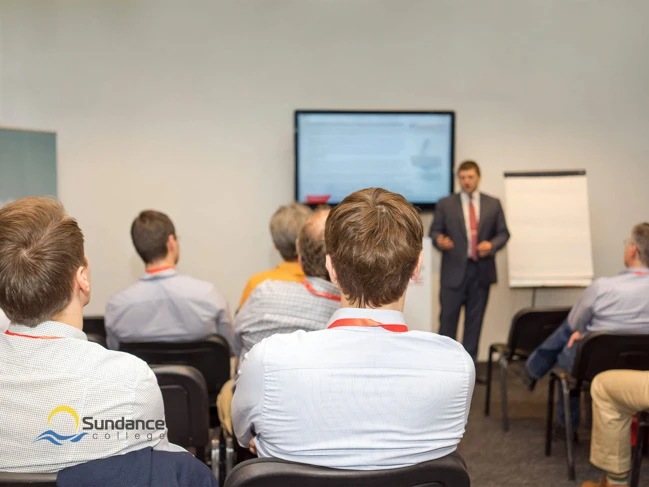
[167,234,176,253]
[325,255,338,286]
[75,265,91,297]
[411,251,424,281]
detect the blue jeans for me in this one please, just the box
[525,319,580,428]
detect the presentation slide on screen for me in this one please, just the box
[296,113,453,205]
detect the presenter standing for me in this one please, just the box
[430,160,510,365]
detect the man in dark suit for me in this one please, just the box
[430,160,510,363]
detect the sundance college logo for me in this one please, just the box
[35,406,166,446]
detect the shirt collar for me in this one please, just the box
[461,191,480,202]
[622,267,649,275]
[326,308,406,328]
[277,261,303,274]
[7,320,87,340]
[304,276,340,296]
[140,268,178,281]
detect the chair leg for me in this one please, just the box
[485,346,495,416]
[545,375,555,457]
[560,379,576,481]
[225,434,235,478]
[630,422,648,487]
[499,354,510,432]
[210,429,221,482]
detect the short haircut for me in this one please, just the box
[325,188,423,307]
[0,197,86,327]
[296,209,330,280]
[270,203,313,261]
[632,222,649,267]
[458,160,481,177]
[131,210,176,264]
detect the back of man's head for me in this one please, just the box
[0,197,86,327]
[632,222,649,267]
[296,209,330,280]
[131,210,175,264]
[270,203,313,261]
[325,188,423,307]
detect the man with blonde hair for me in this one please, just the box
[238,202,312,308]
[233,188,474,469]
[0,198,184,473]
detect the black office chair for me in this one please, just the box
[0,473,57,486]
[119,335,231,409]
[630,411,649,487]
[85,333,106,347]
[484,307,571,431]
[546,332,649,480]
[82,316,106,337]
[224,452,470,487]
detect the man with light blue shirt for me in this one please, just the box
[105,210,233,350]
[524,222,649,430]
[232,188,475,470]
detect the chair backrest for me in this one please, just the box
[572,332,649,383]
[85,333,106,347]
[82,316,106,337]
[0,472,57,486]
[508,307,571,355]
[119,335,230,399]
[224,452,470,487]
[151,365,210,449]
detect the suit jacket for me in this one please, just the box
[57,447,218,487]
[429,192,510,288]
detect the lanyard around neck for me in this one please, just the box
[327,318,408,333]
[146,265,175,274]
[302,280,341,302]
[4,330,62,339]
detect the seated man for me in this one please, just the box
[0,197,184,473]
[238,202,312,308]
[581,370,649,487]
[217,209,339,436]
[232,188,475,469]
[524,223,649,430]
[105,210,233,350]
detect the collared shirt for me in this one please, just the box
[232,308,475,470]
[460,191,480,258]
[0,309,9,333]
[239,261,305,309]
[105,269,233,351]
[568,267,649,333]
[233,277,340,363]
[0,321,184,473]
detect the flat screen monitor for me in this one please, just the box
[295,110,455,210]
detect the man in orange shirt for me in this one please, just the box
[238,203,312,308]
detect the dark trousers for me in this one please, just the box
[525,318,580,428]
[439,260,490,362]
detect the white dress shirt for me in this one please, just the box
[105,269,233,350]
[0,321,184,473]
[232,308,475,470]
[460,191,480,258]
[0,309,10,333]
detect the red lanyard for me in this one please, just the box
[302,280,341,302]
[146,265,175,274]
[328,318,408,333]
[4,330,61,339]
[633,271,649,275]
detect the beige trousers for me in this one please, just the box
[217,378,235,437]
[590,370,649,475]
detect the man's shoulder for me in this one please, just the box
[479,192,501,205]
[106,280,147,309]
[82,341,152,379]
[436,194,459,207]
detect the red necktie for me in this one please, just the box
[469,194,478,261]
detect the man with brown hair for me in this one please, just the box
[232,188,474,469]
[238,202,313,308]
[105,210,233,350]
[0,197,183,473]
[430,160,510,363]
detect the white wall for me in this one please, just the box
[1,0,649,359]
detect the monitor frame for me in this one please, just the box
[294,109,455,211]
